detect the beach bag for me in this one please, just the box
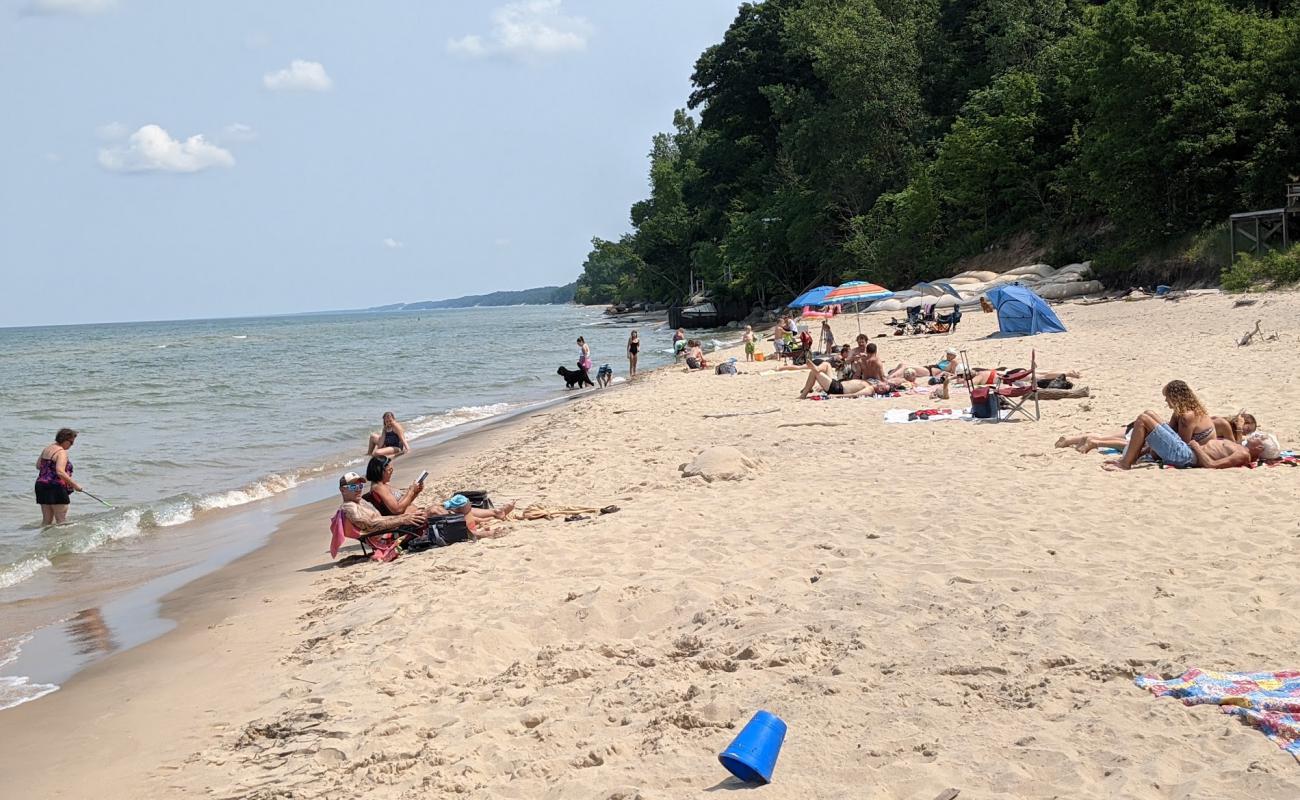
[431,514,471,546]
[970,387,998,419]
[451,489,493,509]
[715,362,737,375]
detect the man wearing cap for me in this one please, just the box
[337,471,427,537]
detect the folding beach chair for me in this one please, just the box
[993,350,1040,423]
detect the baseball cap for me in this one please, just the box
[442,494,469,510]
[339,471,365,487]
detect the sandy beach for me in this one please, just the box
[4,291,1300,799]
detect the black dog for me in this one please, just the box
[557,365,594,389]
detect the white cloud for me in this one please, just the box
[98,124,235,174]
[262,60,332,92]
[382,238,403,249]
[95,121,128,140]
[221,123,257,142]
[25,0,115,15]
[448,0,592,60]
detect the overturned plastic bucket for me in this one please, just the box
[718,710,787,784]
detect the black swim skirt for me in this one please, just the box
[828,379,845,395]
[35,481,70,505]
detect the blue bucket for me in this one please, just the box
[718,710,787,784]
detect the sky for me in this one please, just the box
[0,0,743,327]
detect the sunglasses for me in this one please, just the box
[342,482,365,490]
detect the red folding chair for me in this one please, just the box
[994,350,1040,423]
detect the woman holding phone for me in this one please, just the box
[363,456,423,516]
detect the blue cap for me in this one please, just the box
[443,494,469,510]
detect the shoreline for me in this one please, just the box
[0,391,559,798]
[0,388,596,713]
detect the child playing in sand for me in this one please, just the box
[742,326,755,361]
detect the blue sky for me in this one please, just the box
[0,0,742,326]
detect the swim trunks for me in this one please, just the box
[827,379,845,395]
[1146,423,1196,467]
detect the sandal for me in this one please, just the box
[599,505,620,515]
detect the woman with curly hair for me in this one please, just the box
[1103,380,1216,471]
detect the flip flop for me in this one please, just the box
[599,505,620,515]
[564,514,589,522]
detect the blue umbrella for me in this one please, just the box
[788,285,835,308]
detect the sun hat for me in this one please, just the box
[944,347,958,357]
[339,471,365,487]
[443,494,469,510]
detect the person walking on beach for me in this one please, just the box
[367,412,409,459]
[35,428,82,525]
[627,331,640,378]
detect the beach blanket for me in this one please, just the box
[1136,668,1300,760]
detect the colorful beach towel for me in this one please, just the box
[1136,668,1300,760]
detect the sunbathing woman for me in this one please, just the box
[1103,380,1216,471]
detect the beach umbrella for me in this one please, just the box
[787,285,835,309]
[914,281,963,299]
[825,281,894,333]
[824,280,893,305]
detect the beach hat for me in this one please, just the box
[443,494,469,510]
[944,347,958,357]
[339,471,365,487]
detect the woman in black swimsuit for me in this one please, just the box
[627,331,640,378]
[367,411,409,458]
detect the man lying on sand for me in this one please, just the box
[798,358,911,398]
[1057,411,1258,454]
[1103,424,1279,471]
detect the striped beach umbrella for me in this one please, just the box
[825,280,894,333]
[824,280,893,305]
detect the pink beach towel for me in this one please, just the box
[329,509,401,562]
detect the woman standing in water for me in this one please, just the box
[35,428,82,525]
[367,411,409,459]
[577,336,593,376]
[626,331,640,378]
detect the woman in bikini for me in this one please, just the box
[367,411,409,458]
[1103,380,1216,471]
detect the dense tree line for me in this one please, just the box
[574,0,1300,305]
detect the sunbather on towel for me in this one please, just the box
[798,359,904,398]
[1060,411,1259,455]
[1102,381,1222,471]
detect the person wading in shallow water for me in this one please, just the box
[35,428,82,525]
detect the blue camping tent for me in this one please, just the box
[986,285,1067,336]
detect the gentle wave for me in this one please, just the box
[0,402,519,591]
[0,634,59,711]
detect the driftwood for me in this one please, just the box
[702,408,780,419]
[934,790,961,800]
[1233,297,1258,308]
[778,421,848,428]
[1035,385,1091,401]
[1238,320,1263,347]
